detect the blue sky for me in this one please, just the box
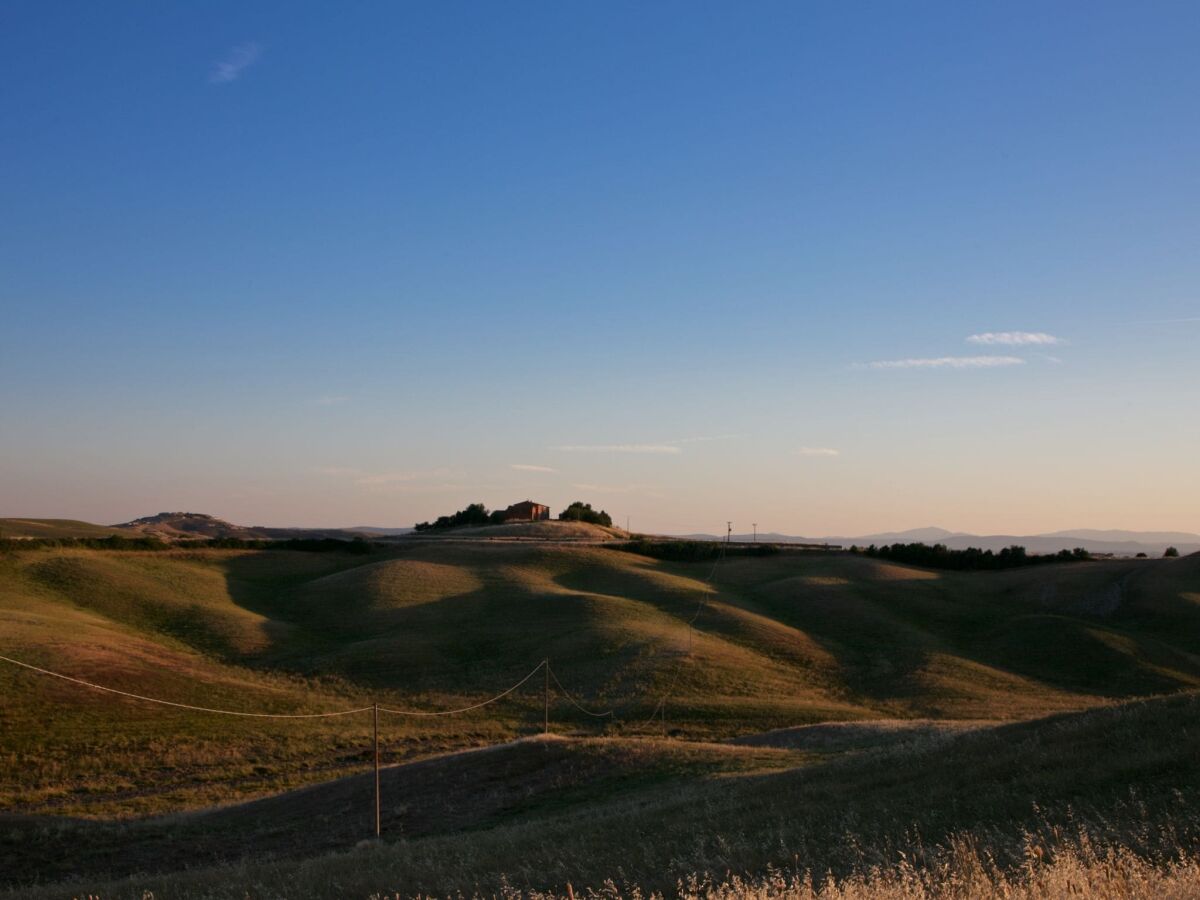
[2,2,1197,534]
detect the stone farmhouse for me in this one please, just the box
[501,500,551,522]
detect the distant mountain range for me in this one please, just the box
[677,526,1200,557]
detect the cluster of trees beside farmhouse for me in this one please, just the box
[854,542,1092,571]
[414,500,612,532]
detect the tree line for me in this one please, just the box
[617,540,779,562]
[854,541,1090,571]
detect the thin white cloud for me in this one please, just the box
[312,466,363,478]
[368,482,479,495]
[355,468,455,486]
[865,356,1025,370]
[550,444,682,455]
[797,447,840,457]
[966,331,1064,346]
[312,466,459,486]
[670,434,742,444]
[572,482,665,498]
[314,393,349,406]
[510,464,558,473]
[209,43,262,84]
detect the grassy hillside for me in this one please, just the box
[1,544,1198,826]
[0,518,126,539]
[8,691,1200,898]
[417,519,627,540]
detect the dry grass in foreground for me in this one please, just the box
[385,837,1200,900]
[663,839,1200,900]
[88,833,1200,900]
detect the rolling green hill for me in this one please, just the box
[1,541,1198,894]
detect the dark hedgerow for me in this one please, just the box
[857,541,1090,571]
[616,540,781,562]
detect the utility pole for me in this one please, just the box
[726,522,732,545]
[372,703,380,838]
[752,523,757,543]
[543,659,550,735]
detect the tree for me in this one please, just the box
[414,502,494,531]
[559,501,612,527]
[1165,546,1180,558]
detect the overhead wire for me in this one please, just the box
[547,662,613,718]
[0,653,373,718]
[375,659,546,717]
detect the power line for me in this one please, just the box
[376,660,546,717]
[0,653,373,719]
[547,662,613,718]
[0,654,551,720]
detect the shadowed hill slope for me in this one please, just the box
[8,691,1200,898]
[0,736,793,885]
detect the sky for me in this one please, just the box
[1,1,1198,536]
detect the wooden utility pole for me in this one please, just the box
[543,659,550,735]
[752,523,757,543]
[373,703,381,838]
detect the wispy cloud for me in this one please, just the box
[510,464,558,473]
[366,482,479,495]
[548,436,736,457]
[865,356,1025,370]
[966,331,1064,346]
[797,447,840,457]
[550,444,682,455]
[209,43,262,84]
[670,434,742,444]
[313,393,349,406]
[354,468,455,486]
[312,466,362,478]
[572,482,665,498]
[1135,316,1200,325]
[312,466,459,488]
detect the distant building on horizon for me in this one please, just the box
[501,500,551,523]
